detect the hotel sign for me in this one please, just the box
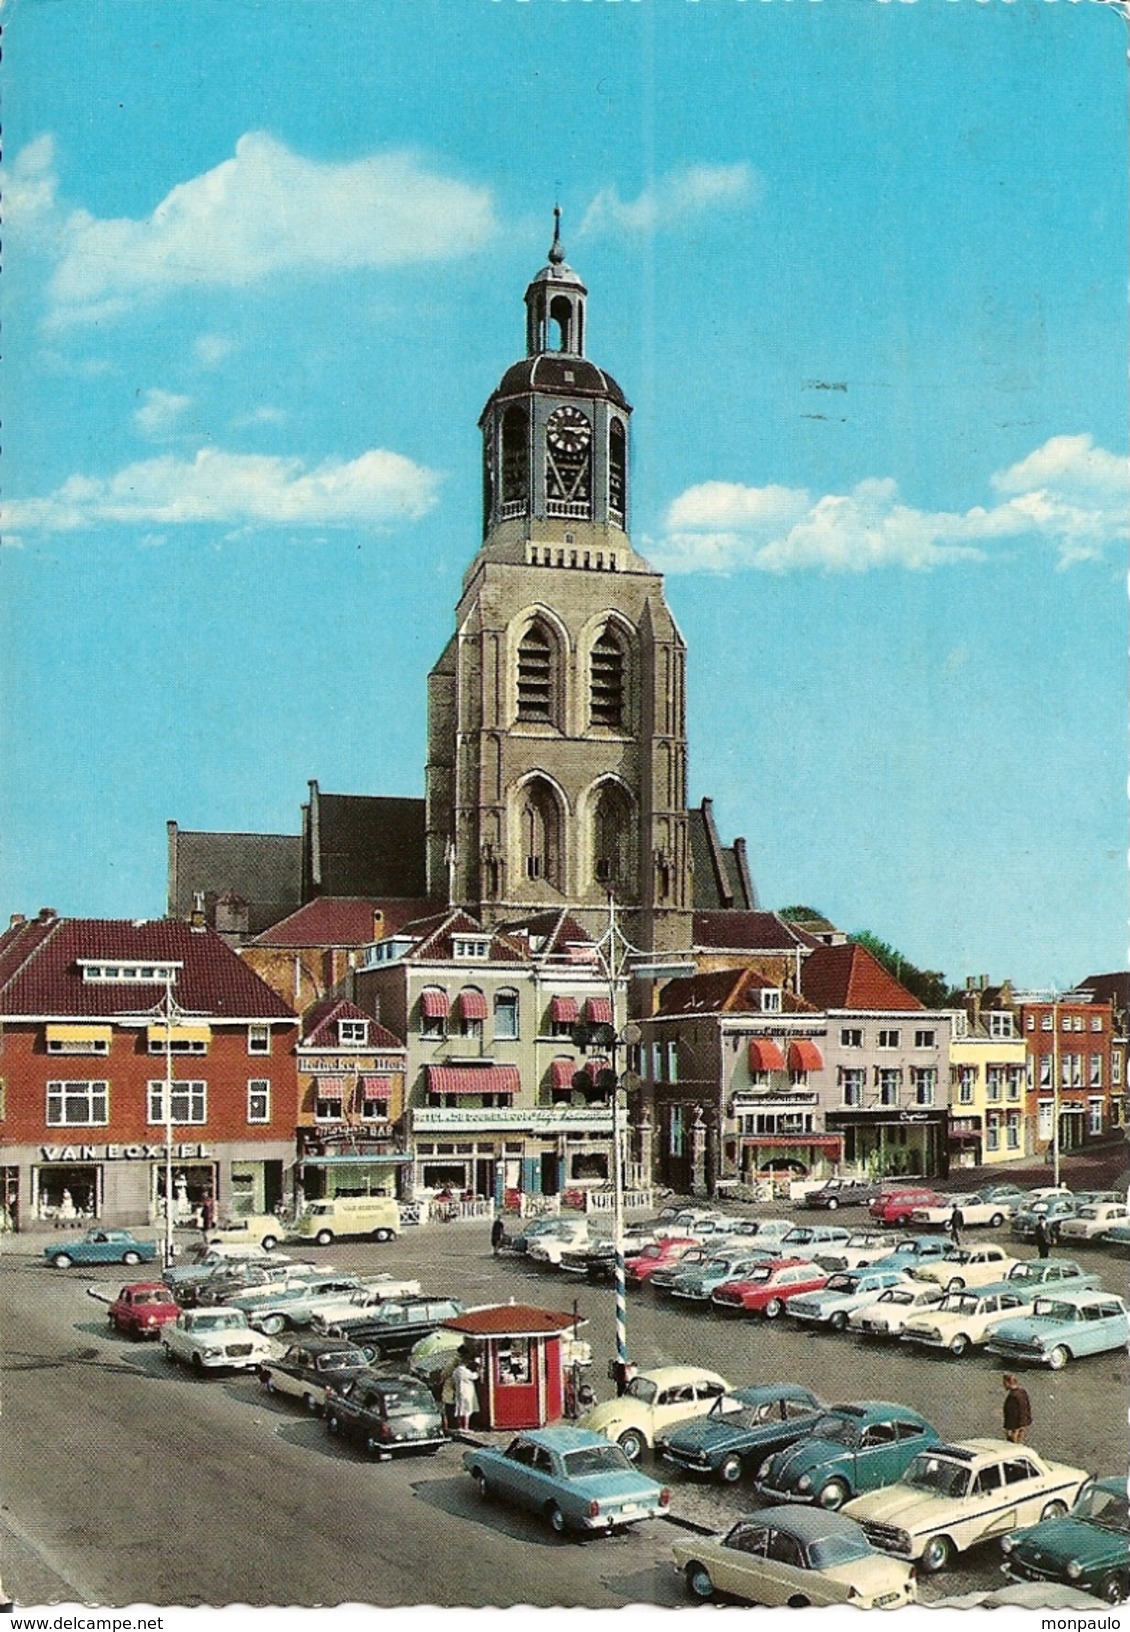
[41,1143,213,1161]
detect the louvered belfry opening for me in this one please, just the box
[590,626,624,727]
[517,624,553,721]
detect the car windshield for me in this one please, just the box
[1075,1487,1130,1532]
[744,1267,774,1283]
[807,1533,873,1570]
[879,1290,914,1306]
[382,1383,435,1414]
[902,1455,971,1499]
[1078,1207,1100,1220]
[625,1376,658,1405]
[1008,1263,1042,1281]
[638,1245,663,1261]
[192,1313,244,1331]
[316,1350,363,1372]
[1032,1299,1077,1321]
[940,1294,982,1315]
[680,1252,709,1267]
[826,1276,858,1294]
[562,1445,629,1477]
[809,1414,858,1446]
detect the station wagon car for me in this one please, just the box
[845,1438,1091,1574]
[911,1243,1017,1291]
[658,1384,823,1484]
[1002,1258,1101,1294]
[294,1275,423,1329]
[625,1237,700,1285]
[45,1228,157,1269]
[788,1268,908,1331]
[803,1178,885,1211]
[226,1275,363,1334]
[910,1193,1014,1229]
[847,1283,945,1338]
[900,1286,1031,1357]
[107,1280,180,1338]
[755,1401,940,1510]
[986,1288,1130,1369]
[259,1335,369,1412]
[869,1188,946,1227]
[580,1365,730,1461]
[326,1371,446,1460]
[711,1258,829,1318]
[671,1506,917,1608]
[465,1426,671,1534]
[162,1306,274,1372]
[319,1296,466,1361]
[1060,1203,1129,1243]
[1002,1476,1130,1603]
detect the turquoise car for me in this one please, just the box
[668,1252,766,1303]
[987,1288,1130,1370]
[787,1268,908,1331]
[869,1236,951,1273]
[755,1401,940,1511]
[45,1228,157,1269]
[463,1426,671,1535]
[1003,1476,1130,1604]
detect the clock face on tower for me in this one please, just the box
[545,405,592,504]
[546,404,592,455]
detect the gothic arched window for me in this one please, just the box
[520,779,562,888]
[590,625,624,728]
[517,623,554,722]
[592,781,634,896]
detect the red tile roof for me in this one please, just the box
[398,909,525,965]
[800,943,924,1012]
[444,1305,579,1337]
[300,996,403,1050]
[250,896,442,948]
[657,968,817,1017]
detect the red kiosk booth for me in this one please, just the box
[443,1304,580,1430]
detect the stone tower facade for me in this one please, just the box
[426,216,692,955]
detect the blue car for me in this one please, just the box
[869,1236,951,1273]
[659,1383,824,1484]
[464,1426,672,1535]
[986,1288,1130,1370]
[45,1228,157,1269]
[755,1401,940,1511]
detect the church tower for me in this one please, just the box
[426,213,692,955]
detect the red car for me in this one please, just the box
[710,1258,829,1318]
[107,1281,181,1340]
[625,1237,700,1285]
[868,1187,946,1228]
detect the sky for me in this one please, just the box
[1,0,1127,997]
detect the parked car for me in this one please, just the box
[652,1208,730,1240]
[559,1240,618,1281]
[910,1243,1018,1291]
[710,1258,830,1318]
[787,1268,908,1332]
[526,1219,598,1266]
[910,1192,1014,1229]
[869,1235,952,1274]
[290,1275,423,1329]
[667,1252,767,1303]
[1012,1194,1079,1241]
[226,1275,363,1335]
[845,1438,1091,1574]
[44,1228,157,1269]
[319,1295,466,1361]
[205,1213,287,1251]
[658,1384,823,1484]
[712,1218,792,1248]
[803,1177,884,1211]
[811,1231,894,1272]
[755,1401,940,1510]
[1101,1222,1130,1250]
[106,1281,180,1339]
[976,1182,1027,1204]
[648,1245,721,1294]
[579,1365,730,1461]
[869,1188,946,1228]
[1002,1475,1130,1603]
[510,1217,568,1253]
[162,1306,274,1372]
[625,1237,700,1285]
[464,1427,671,1534]
[899,1285,1033,1358]
[259,1335,369,1412]
[986,1288,1130,1369]
[1060,1203,1129,1244]
[182,1260,327,1310]
[1001,1257,1101,1295]
[770,1224,851,1257]
[847,1282,945,1339]
[326,1370,446,1460]
[671,1506,917,1608]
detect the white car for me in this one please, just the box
[526,1220,600,1265]
[847,1282,945,1338]
[899,1286,1032,1357]
[812,1232,894,1272]
[844,1438,1091,1574]
[911,1243,1018,1291]
[909,1193,1014,1229]
[293,1274,423,1329]
[162,1307,275,1372]
[788,1268,908,1331]
[1060,1202,1129,1243]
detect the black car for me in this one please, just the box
[658,1384,824,1484]
[804,1179,883,1211]
[259,1336,369,1413]
[319,1296,465,1361]
[559,1241,617,1282]
[325,1370,447,1459]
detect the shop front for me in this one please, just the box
[825,1109,950,1179]
[410,1107,615,1202]
[296,1141,411,1205]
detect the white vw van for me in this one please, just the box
[295,1195,400,1246]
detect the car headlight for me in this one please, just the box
[1066,1561,1082,1580]
[797,1474,812,1492]
[1000,1536,1015,1554]
[757,1459,772,1480]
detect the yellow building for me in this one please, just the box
[949,1018,1028,1168]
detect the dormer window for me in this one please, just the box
[760,988,782,1013]
[453,936,491,961]
[80,960,181,984]
[989,1012,1014,1039]
[339,1020,369,1047]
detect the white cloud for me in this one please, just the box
[3,133,58,227]
[580,163,758,238]
[652,436,1128,574]
[194,333,236,370]
[1,446,439,537]
[133,388,193,440]
[232,405,289,430]
[27,132,497,326]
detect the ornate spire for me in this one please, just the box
[548,204,565,266]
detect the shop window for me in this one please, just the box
[494,990,519,1040]
[497,1337,532,1386]
[247,1079,270,1124]
[148,1080,207,1125]
[46,1080,109,1127]
[248,1025,271,1056]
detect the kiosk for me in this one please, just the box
[443,1304,580,1430]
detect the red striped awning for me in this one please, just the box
[748,1038,786,1072]
[360,1076,392,1101]
[317,1077,345,1100]
[741,1133,843,1150]
[420,988,450,1019]
[550,995,579,1024]
[585,997,614,1025]
[549,1060,577,1089]
[788,1040,824,1073]
[426,1065,521,1097]
[586,1057,611,1083]
[456,988,488,1020]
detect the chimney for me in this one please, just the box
[372,908,385,942]
[38,907,58,923]
[190,891,207,930]
[8,913,26,928]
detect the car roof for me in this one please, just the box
[1033,1286,1123,1306]
[746,1506,869,1544]
[292,1335,367,1358]
[639,1365,729,1386]
[731,1384,817,1405]
[117,1280,170,1293]
[829,1401,927,1423]
[927,1438,1038,1463]
[513,1426,620,1451]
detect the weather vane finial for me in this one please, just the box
[548,203,565,265]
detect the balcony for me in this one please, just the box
[411,1104,614,1135]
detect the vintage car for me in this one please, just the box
[1101,1222,1130,1250]
[768,1224,851,1258]
[845,1438,1092,1574]
[712,1218,793,1248]
[579,1365,730,1461]
[651,1208,731,1241]
[671,1506,917,1608]
[869,1187,947,1228]
[658,1383,823,1484]
[44,1228,157,1269]
[910,1242,1018,1291]
[909,1192,1014,1229]
[259,1335,369,1412]
[648,1245,723,1293]
[1060,1202,1129,1243]
[900,1285,1032,1357]
[205,1213,287,1251]
[326,1370,446,1460]
[868,1235,952,1273]
[107,1280,181,1339]
[976,1182,1028,1204]
[464,1426,671,1534]
[787,1268,908,1331]
[180,1260,328,1309]
[1011,1194,1080,1241]
[710,1258,830,1318]
[1002,1475,1130,1603]
[624,1237,700,1285]
[319,1295,466,1361]
[290,1275,423,1328]
[1001,1257,1101,1295]
[161,1306,275,1372]
[802,1177,885,1211]
[755,1401,940,1510]
[847,1282,945,1338]
[811,1231,894,1272]
[226,1274,363,1334]
[986,1287,1130,1369]
[526,1219,599,1266]
[559,1240,618,1280]
[667,1252,767,1303]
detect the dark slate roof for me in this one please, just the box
[688,799,758,911]
[800,943,924,1013]
[250,897,441,949]
[486,354,629,412]
[170,829,302,937]
[0,916,297,1020]
[301,996,403,1050]
[307,794,427,899]
[1078,972,1129,1016]
[692,911,819,953]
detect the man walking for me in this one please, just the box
[490,1214,506,1255]
[1002,1374,1032,1444]
[948,1204,964,1248]
[1034,1216,1052,1259]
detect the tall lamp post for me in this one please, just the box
[127,978,209,1268]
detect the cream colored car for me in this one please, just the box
[1060,1202,1129,1243]
[672,1506,917,1607]
[844,1438,1091,1575]
[580,1365,730,1461]
[847,1282,944,1338]
[900,1285,1031,1357]
[911,1242,1017,1291]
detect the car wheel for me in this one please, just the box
[472,1468,490,1500]
[191,1353,205,1375]
[763,1298,783,1319]
[719,1453,743,1485]
[374,1228,394,1243]
[258,1314,286,1337]
[1098,1572,1127,1605]
[818,1479,849,1510]
[263,1374,277,1394]
[303,1393,319,1416]
[546,1504,567,1536]
[315,1229,334,1247]
[1040,1499,1068,1521]
[787,1597,811,1610]
[989,1213,1004,1228]
[830,1311,848,1332]
[326,1411,341,1435]
[946,1278,965,1293]
[617,1429,645,1463]
[1048,1345,1070,1371]
[685,1564,715,1601]
[361,1344,377,1365]
[51,1253,74,1269]
[920,1534,954,1574]
[260,1236,278,1252]
[949,1333,970,1358]
[825,1198,838,1211]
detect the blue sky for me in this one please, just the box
[2,0,1126,993]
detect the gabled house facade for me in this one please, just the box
[947,1002,1029,1168]
[293,997,408,1203]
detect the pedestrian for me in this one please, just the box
[451,1351,480,1431]
[200,1192,215,1235]
[1002,1373,1032,1444]
[490,1215,505,1256]
[948,1205,964,1248]
[1034,1216,1051,1260]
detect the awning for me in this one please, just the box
[420,988,450,1019]
[46,1024,112,1046]
[316,1077,345,1100]
[585,1057,611,1083]
[550,996,579,1024]
[549,1060,577,1090]
[456,989,488,1021]
[787,1040,824,1073]
[147,1023,211,1047]
[426,1065,521,1097]
[748,1038,786,1072]
[739,1133,843,1150]
[585,997,614,1025]
[300,1154,411,1166]
[360,1076,392,1101]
